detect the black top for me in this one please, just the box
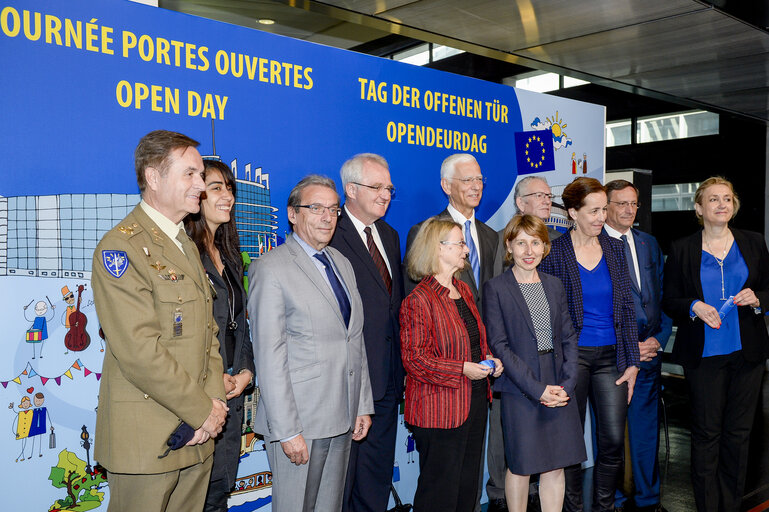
[454,296,484,390]
[222,262,243,369]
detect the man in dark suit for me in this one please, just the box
[330,153,405,512]
[405,152,503,512]
[604,179,672,512]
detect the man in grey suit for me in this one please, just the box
[248,175,374,512]
[405,153,503,512]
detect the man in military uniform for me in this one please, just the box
[91,130,227,512]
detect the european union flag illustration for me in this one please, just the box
[515,129,555,175]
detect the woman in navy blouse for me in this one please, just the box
[662,177,769,512]
[539,177,640,512]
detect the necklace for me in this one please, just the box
[704,233,730,301]
[222,265,238,330]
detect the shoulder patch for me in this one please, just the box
[102,250,130,278]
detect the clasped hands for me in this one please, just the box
[186,398,229,446]
[540,385,569,408]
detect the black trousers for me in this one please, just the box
[564,345,628,512]
[342,378,400,512]
[685,350,764,512]
[411,387,487,512]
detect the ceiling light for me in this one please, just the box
[257,19,275,25]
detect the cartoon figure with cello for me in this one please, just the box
[63,284,90,353]
[23,297,55,359]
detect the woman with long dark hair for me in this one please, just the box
[185,159,254,512]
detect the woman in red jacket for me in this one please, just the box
[401,216,503,512]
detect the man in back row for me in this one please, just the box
[330,154,405,512]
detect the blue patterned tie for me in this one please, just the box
[465,220,480,287]
[314,252,351,327]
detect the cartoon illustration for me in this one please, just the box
[405,433,416,464]
[64,284,91,353]
[30,392,54,458]
[24,297,56,359]
[572,152,578,174]
[60,286,76,328]
[48,449,107,511]
[531,112,573,150]
[11,396,34,462]
[11,391,55,461]
[582,152,588,174]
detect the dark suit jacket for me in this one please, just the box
[201,252,255,485]
[330,210,405,400]
[483,270,579,401]
[539,230,640,373]
[400,276,490,429]
[606,228,673,349]
[405,208,503,315]
[662,228,769,369]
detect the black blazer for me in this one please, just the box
[405,208,503,315]
[330,210,405,400]
[202,252,255,485]
[662,228,769,369]
[483,270,579,401]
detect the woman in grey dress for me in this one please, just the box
[483,214,585,512]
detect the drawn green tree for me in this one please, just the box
[48,449,107,511]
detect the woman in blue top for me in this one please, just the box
[539,177,640,512]
[662,177,769,512]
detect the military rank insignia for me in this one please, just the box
[102,250,129,278]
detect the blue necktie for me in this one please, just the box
[465,220,480,287]
[314,252,351,327]
[621,234,640,290]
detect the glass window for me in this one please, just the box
[563,76,589,88]
[514,72,559,93]
[606,120,632,147]
[651,182,700,212]
[393,44,430,66]
[637,110,718,143]
[432,45,463,61]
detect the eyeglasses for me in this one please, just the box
[609,201,640,209]
[440,240,467,247]
[520,192,554,201]
[449,176,486,185]
[352,182,396,198]
[295,204,342,217]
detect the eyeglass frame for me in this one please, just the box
[608,200,641,209]
[448,176,487,185]
[440,240,468,247]
[351,181,396,198]
[294,204,342,217]
[520,192,555,201]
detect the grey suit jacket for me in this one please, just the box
[248,234,374,442]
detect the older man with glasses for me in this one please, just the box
[248,174,374,512]
[514,176,562,241]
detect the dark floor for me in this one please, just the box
[658,365,769,512]
[479,365,769,512]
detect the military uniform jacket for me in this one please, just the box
[91,205,225,474]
